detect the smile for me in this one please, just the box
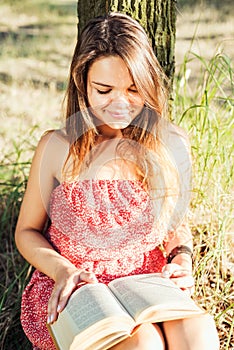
[107,111,131,119]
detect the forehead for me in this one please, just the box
[88,55,134,85]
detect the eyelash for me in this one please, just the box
[97,89,111,94]
[97,89,138,95]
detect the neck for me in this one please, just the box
[96,126,123,140]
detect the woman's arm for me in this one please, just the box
[15,132,72,279]
[161,124,194,292]
[15,132,97,324]
[164,222,193,270]
[162,223,194,294]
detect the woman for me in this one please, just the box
[15,12,219,350]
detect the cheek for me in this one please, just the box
[88,92,111,109]
[128,94,145,107]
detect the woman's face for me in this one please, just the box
[87,55,145,137]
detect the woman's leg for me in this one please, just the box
[163,314,219,350]
[110,323,165,350]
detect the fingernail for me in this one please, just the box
[48,314,55,324]
[57,305,61,313]
[47,315,51,324]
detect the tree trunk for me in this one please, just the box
[77,0,176,81]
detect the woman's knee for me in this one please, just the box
[188,314,219,349]
[195,314,220,349]
[163,314,219,350]
[133,323,165,350]
[111,323,165,350]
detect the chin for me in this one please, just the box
[108,122,130,129]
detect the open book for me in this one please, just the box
[47,273,205,350]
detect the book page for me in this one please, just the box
[49,283,134,350]
[109,274,204,322]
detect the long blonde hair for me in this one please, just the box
[64,12,190,233]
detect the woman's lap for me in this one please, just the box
[110,323,165,350]
[110,314,219,350]
[163,314,219,350]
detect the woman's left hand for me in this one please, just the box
[161,263,194,295]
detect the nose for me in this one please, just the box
[112,90,131,106]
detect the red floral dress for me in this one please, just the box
[21,180,167,349]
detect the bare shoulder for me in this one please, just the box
[35,129,69,182]
[38,128,69,148]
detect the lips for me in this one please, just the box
[107,110,131,119]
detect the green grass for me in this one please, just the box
[0,168,30,349]
[174,50,234,349]
[0,0,233,349]
[0,136,33,349]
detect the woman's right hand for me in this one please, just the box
[47,265,98,324]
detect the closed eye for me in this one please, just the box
[97,89,112,94]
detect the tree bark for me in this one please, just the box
[77,0,176,81]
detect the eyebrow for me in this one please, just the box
[92,81,136,88]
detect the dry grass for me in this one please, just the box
[175,1,234,92]
[0,0,77,160]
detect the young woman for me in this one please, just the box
[15,12,219,350]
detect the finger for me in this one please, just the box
[79,271,98,284]
[170,269,192,278]
[161,264,192,278]
[161,264,176,278]
[161,269,171,278]
[47,286,61,324]
[183,286,195,297]
[170,275,194,289]
[56,284,76,314]
[57,271,98,315]
[56,272,82,314]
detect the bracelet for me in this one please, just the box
[167,245,193,264]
